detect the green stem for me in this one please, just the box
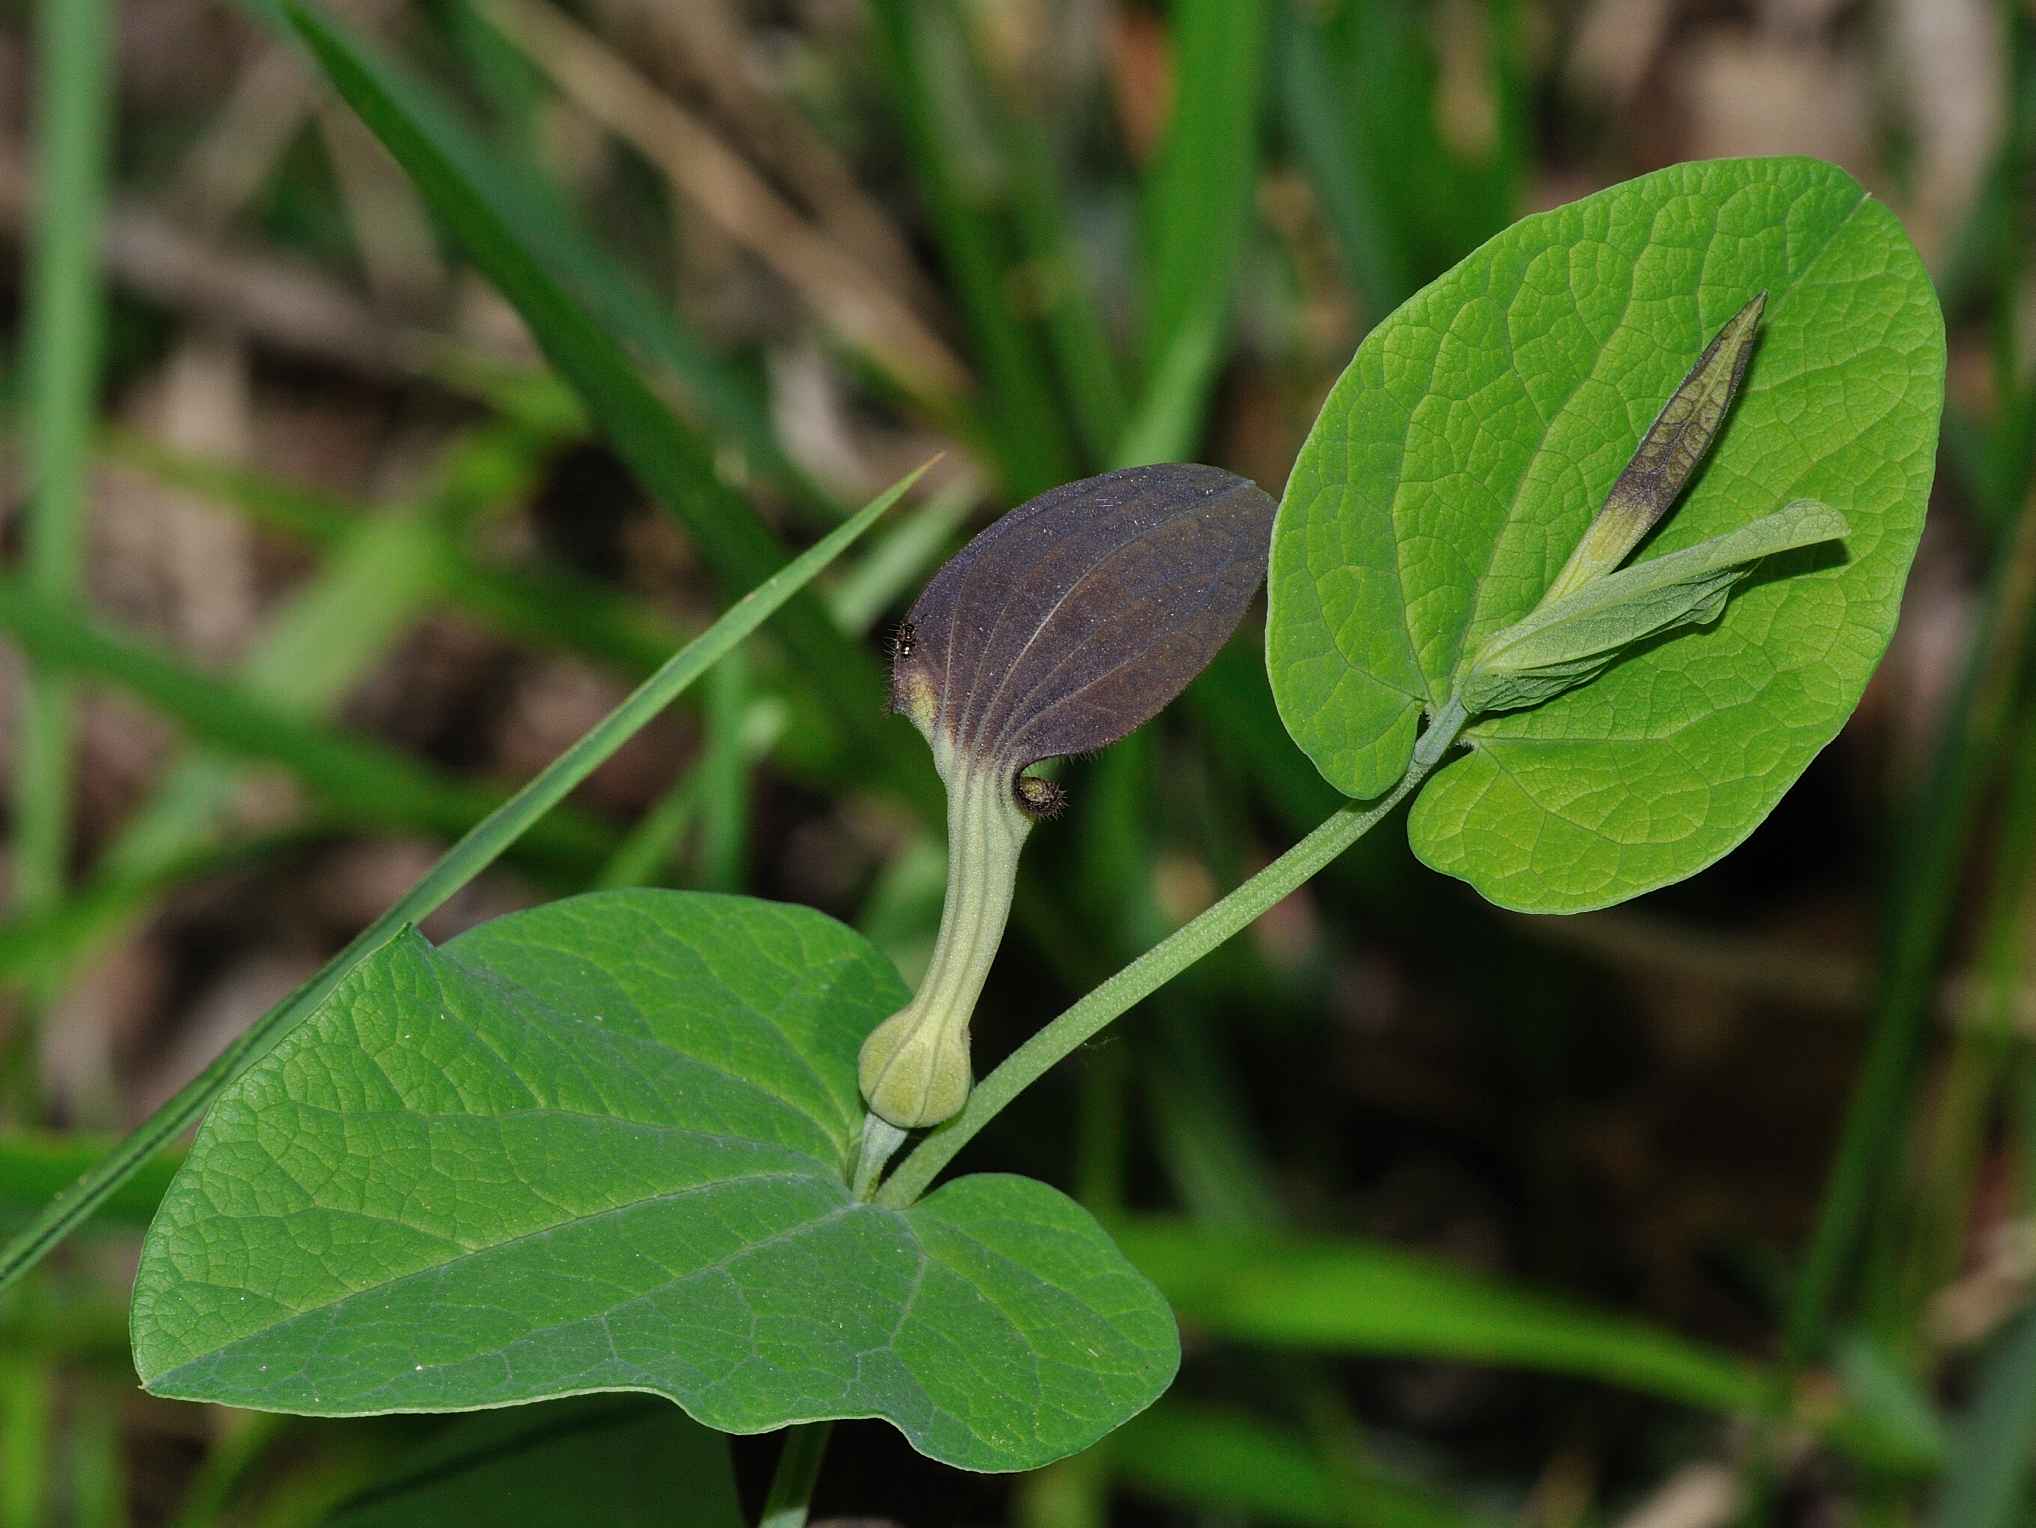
[877,708,1463,1208]
[14,0,114,1010]
[0,467,923,1300]
[757,1421,832,1528]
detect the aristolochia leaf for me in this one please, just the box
[129,892,1178,1473]
[1266,156,1943,911]
[1460,500,1851,716]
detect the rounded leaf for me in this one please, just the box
[896,464,1275,771]
[1265,157,1943,911]
[130,892,1179,1473]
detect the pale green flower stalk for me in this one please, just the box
[857,692,1044,1132]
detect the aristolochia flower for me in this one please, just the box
[860,464,1276,1129]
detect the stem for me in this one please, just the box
[758,1421,832,1528]
[13,0,113,1048]
[877,708,1463,1208]
[0,468,923,1300]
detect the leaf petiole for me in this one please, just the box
[758,1421,833,1528]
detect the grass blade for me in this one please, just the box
[1126,0,1270,461]
[0,1133,183,1228]
[0,463,922,1298]
[1114,1220,1941,1473]
[227,0,824,517]
[955,12,1128,461]
[0,584,614,867]
[1781,486,2036,1371]
[1278,4,1412,318]
[284,3,910,784]
[14,0,115,915]
[1137,0,1270,390]
[695,649,750,892]
[108,432,689,675]
[1112,1403,1502,1528]
[865,0,1076,496]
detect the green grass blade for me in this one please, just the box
[108,433,689,675]
[285,3,900,772]
[1134,0,1269,445]
[0,463,919,1297]
[1112,1403,1501,1528]
[0,1133,183,1227]
[1285,0,1515,305]
[68,1404,125,1528]
[0,1361,52,1528]
[956,13,1128,461]
[1111,297,1229,468]
[0,584,613,867]
[1114,1219,1941,1472]
[865,0,1076,496]
[1118,1219,1762,1410]
[0,833,328,989]
[1277,4,1413,317]
[592,775,704,891]
[1905,682,2036,1333]
[1781,493,2036,1370]
[231,0,822,516]
[14,0,115,916]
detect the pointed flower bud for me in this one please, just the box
[1540,292,1766,606]
[1448,294,1849,730]
[859,464,1276,1129]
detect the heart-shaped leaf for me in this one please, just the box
[1265,156,1944,911]
[130,892,1178,1473]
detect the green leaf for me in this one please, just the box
[324,1397,742,1528]
[1266,156,1944,912]
[1460,499,1850,716]
[131,891,1178,1474]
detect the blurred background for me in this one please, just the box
[0,0,2032,1523]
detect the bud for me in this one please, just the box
[860,464,1276,1128]
[1540,293,1767,606]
